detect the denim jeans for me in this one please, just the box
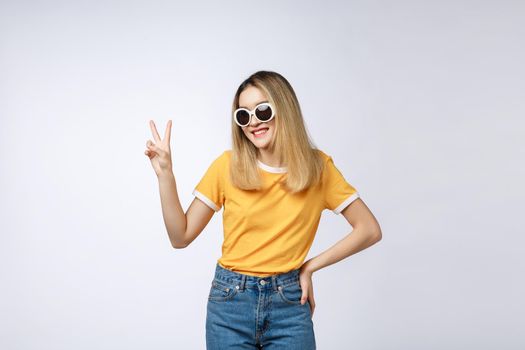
[206,263,316,349]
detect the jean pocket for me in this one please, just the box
[277,281,303,305]
[208,278,239,302]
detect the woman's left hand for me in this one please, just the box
[298,265,315,317]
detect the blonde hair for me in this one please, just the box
[229,70,324,193]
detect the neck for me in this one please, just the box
[257,149,285,167]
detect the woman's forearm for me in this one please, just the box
[157,171,187,248]
[302,226,381,274]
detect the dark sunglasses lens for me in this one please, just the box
[235,110,250,125]
[255,104,273,121]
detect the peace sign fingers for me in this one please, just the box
[145,119,174,177]
[149,120,172,146]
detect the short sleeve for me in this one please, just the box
[192,151,226,212]
[322,156,360,214]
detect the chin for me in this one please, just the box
[250,130,272,148]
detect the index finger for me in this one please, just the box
[149,120,161,142]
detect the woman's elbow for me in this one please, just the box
[371,226,382,242]
[171,240,189,249]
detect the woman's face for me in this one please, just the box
[237,85,276,150]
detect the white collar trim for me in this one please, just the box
[257,159,287,173]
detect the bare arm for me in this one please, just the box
[158,170,215,248]
[301,198,382,274]
[145,119,215,249]
[157,171,187,248]
[297,197,382,316]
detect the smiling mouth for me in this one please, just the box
[252,128,269,136]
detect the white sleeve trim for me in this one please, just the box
[333,192,360,214]
[192,189,220,212]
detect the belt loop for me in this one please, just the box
[240,274,246,291]
[271,275,277,291]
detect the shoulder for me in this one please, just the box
[313,148,333,164]
[203,150,231,169]
[212,149,232,166]
[221,149,232,163]
[212,149,231,159]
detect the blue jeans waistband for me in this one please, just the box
[213,263,301,291]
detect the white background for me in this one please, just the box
[1,0,523,349]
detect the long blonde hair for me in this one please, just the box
[229,70,324,193]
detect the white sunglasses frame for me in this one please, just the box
[233,102,275,127]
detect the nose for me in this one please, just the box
[249,112,262,126]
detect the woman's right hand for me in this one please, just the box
[144,120,173,177]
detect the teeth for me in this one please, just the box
[254,128,268,135]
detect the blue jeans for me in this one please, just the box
[206,263,316,349]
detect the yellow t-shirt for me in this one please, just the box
[192,149,360,277]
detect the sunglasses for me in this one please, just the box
[233,102,275,127]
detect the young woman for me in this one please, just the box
[145,70,382,349]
